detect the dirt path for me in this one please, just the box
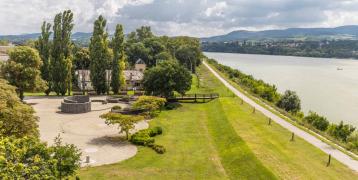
[203,61,358,172]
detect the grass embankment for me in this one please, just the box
[78,65,357,179]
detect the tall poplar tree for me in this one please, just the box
[89,15,110,94]
[51,10,74,95]
[36,21,52,95]
[111,24,125,94]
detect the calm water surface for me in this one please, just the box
[205,52,358,126]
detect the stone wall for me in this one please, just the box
[61,95,91,113]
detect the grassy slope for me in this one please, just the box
[78,65,357,179]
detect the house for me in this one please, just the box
[0,44,14,62]
[75,59,146,91]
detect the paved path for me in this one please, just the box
[25,96,149,167]
[203,61,358,172]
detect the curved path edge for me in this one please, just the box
[203,61,358,172]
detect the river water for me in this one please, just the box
[205,52,358,127]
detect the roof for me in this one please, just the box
[135,58,145,64]
[124,70,144,81]
[76,70,144,81]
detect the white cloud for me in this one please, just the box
[205,2,227,17]
[1,0,358,37]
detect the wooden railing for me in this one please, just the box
[168,93,219,102]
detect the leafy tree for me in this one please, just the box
[175,45,201,73]
[143,61,192,98]
[303,111,329,131]
[51,10,74,95]
[276,90,301,113]
[89,15,111,94]
[73,48,90,70]
[119,51,126,89]
[100,113,145,140]
[111,24,125,94]
[328,121,356,142]
[0,79,39,137]
[1,46,46,100]
[35,21,52,95]
[132,96,166,117]
[136,26,153,41]
[52,135,82,179]
[0,136,81,179]
[126,42,150,65]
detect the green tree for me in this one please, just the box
[35,21,52,95]
[0,79,39,137]
[1,46,46,100]
[143,61,192,98]
[328,121,356,142]
[100,113,145,140]
[73,48,90,70]
[52,135,82,180]
[111,24,125,94]
[175,45,202,73]
[136,26,153,41]
[90,15,111,94]
[0,136,81,179]
[51,10,74,96]
[276,90,301,114]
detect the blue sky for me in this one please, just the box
[1,0,358,37]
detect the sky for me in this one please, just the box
[1,0,358,37]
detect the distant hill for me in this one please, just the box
[0,32,93,44]
[201,25,358,42]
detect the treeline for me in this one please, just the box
[3,9,202,98]
[206,58,358,153]
[202,40,358,59]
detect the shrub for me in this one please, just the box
[130,131,155,145]
[130,127,165,154]
[276,90,301,114]
[111,105,122,110]
[133,96,166,111]
[328,121,356,142]
[303,111,329,131]
[152,144,166,154]
[151,126,163,136]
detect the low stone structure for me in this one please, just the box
[61,95,91,113]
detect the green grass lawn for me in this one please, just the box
[78,65,357,179]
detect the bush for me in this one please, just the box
[327,121,355,142]
[303,111,329,131]
[111,105,122,110]
[150,126,163,136]
[276,90,301,114]
[130,131,155,145]
[130,127,165,154]
[152,144,166,154]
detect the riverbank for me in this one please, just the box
[78,65,356,179]
[205,52,358,127]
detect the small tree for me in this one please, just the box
[52,135,81,180]
[276,90,301,114]
[143,61,192,98]
[0,136,81,179]
[132,96,166,117]
[0,79,39,137]
[328,121,356,142]
[100,113,145,139]
[1,46,46,100]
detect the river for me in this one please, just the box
[205,52,358,127]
